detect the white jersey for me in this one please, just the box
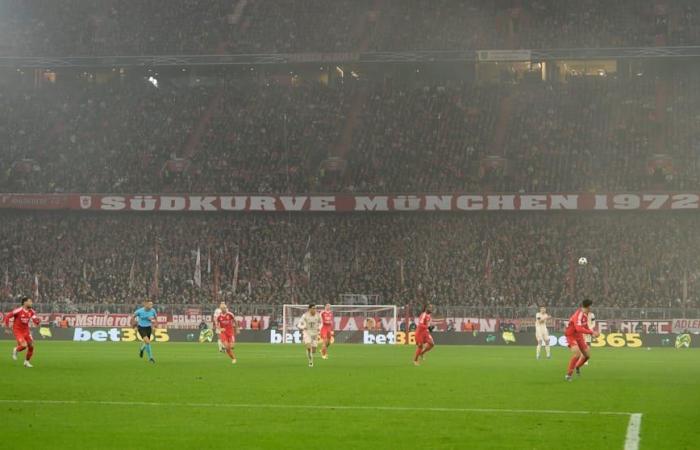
[585,313,596,343]
[587,313,596,329]
[298,312,322,337]
[535,312,549,342]
[535,312,549,331]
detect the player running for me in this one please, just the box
[4,296,41,368]
[132,300,157,363]
[213,302,226,352]
[414,303,435,366]
[564,299,599,381]
[535,306,551,360]
[298,304,322,367]
[320,303,334,360]
[215,304,239,364]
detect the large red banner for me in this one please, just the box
[1,193,699,212]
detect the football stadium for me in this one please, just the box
[1,1,700,449]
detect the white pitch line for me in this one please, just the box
[0,399,632,416]
[624,413,643,450]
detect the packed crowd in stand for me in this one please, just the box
[1,0,699,57]
[2,72,699,193]
[0,212,698,311]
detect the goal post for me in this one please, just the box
[282,304,398,344]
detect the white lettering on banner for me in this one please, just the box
[394,195,421,211]
[456,195,483,210]
[189,196,217,211]
[130,196,157,211]
[2,193,700,212]
[425,195,452,210]
[219,196,247,211]
[487,195,515,210]
[355,196,388,211]
[279,196,308,211]
[310,196,335,211]
[250,196,276,211]
[550,195,578,209]
[520,195,547,210]
[101,196,126,210]
[159,196,186,211]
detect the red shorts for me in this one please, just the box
[320,326,333,340]
[415,330,433,346]
[566,334,588,351]
[220,332,235,345]
[14,329,32,345]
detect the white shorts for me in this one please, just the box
[303,332,319,347]
[535,328,549,343]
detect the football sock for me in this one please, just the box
[26,346,34,361]
[536,344,541,359]
[145,343,153,359]
[414,347,422,361]
[575,356,589,369]
[567,355,578,375]
[225,348,234,359]
[15,345,26,353]
[545,346,551,358]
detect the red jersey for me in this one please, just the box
[565,308,593,337]
[4,307,40,333]
[216,312,236,335]
[320,310,334,328]
[417,312,431,332]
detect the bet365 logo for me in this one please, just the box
[73,327,169,342]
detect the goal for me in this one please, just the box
[281,304,398,343]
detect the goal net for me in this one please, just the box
[281,304,398,344]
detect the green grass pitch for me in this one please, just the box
[1,342,698,449]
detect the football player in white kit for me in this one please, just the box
[535,307,551,360]
[213,301,226,352]
[297,304,322,367]
[583,312,596,365]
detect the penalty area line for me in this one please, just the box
[624,413,643,450]
[0,399,632,416]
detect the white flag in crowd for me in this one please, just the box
[194,248,202,288]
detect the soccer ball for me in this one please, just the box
[578,257,588,266]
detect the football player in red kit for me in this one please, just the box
[320,304,334,360]
[564,299,599,381]
[215,304,239,364]
[414,303,435,366]
[4,296,41,368]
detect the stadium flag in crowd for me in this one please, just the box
[232,252,240,293]
[212,263,221,300]
[32,274,39,301]
[484,248,493,282]
[3,268,9,297]
[207,247,211,275]
[149,248,159,299]
[303,251,312,282]
[128,258,135,289]
[194,248,202,288]
[566,249,576,294]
